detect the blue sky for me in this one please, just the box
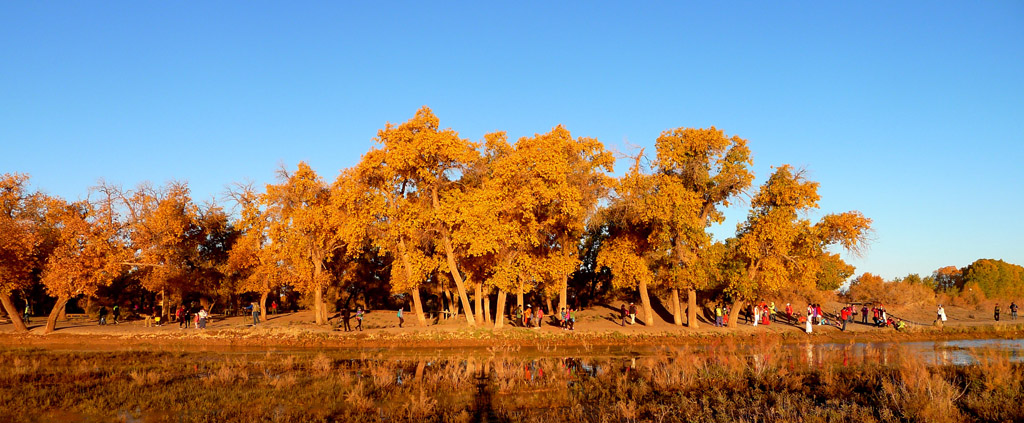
[2,2,1022,280]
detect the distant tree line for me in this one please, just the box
[845,259,1024,306]
[2,107,877,333]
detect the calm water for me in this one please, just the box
[19,336,1024,366]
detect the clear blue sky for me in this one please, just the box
[2,2,1022,280]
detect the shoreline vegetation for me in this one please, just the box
[4,305,1022,422]
[3,331,1021,423]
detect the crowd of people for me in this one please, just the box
[508,304,579,330]
[11,297,1021,334]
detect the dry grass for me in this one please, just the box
[0,343,1021,422]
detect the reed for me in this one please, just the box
[1,345,1021,422]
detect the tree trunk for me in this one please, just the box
[58,301,68,321]
[439,232,475,326]
[433,188,476,326]
[517,283,524,309]
[545,297,554,316]
[438,232,473,325]
[313,255,329,325]
[687,288,699,329]
[314,286,325,325]
[160,288,167,319]
[441,286,449,320]
[45,295,70,334]
[559,278,568,316]
[398,238,427,326]
[727,300,745,328]
[484,292,492,324]
[0,293,27,333]
[638,279,655,326]
[671,288,683,326]
[438,279,446,320]
[494,290,507,329]
[474,282,483,323]
[259,290,269,322]
[411,288,426,326]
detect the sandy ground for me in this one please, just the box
[1,300,1021,350]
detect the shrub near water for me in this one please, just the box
[0,345,1021,422]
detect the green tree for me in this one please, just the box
[961,259,1024,299]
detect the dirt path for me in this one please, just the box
[2,301,1021,350]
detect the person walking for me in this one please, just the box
[98,306,108,325]
[176,305,186,328]
[937,305,947,324]
[112,305,120,324]
[355,307,364,331]
[861,305,869,324]
[1010,302,1018,320]
[535,306,544,328]
[620,304,628,326]
[994,304,1000,321]
[342,308,351,332]
[805,310,813,334]
[271,300,278,315]
[23,303,31,324]
[714,304,724,327]
[514,305,523,327]
[250,301,260,326]
[397,307,404,328]
[628,303,637,325]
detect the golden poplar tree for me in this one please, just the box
[725,165,871,326]
[598,127,750,327]
[597,156,661,325]
[122,182,206,317]
[0,173,43,332]
[652,127,753,327]
[264,162,341,325]
[355,143,437,326]
[40,195,126,333]
[449,132,549,328]
[517,126,613,314]
[366,107,481,326]
[226,184,285,322]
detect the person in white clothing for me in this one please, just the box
[197,307,209,329]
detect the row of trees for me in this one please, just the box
[1,107,873,333]
[846,259,1024,306]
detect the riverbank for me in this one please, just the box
[2,308,1021,352]
[3,333,1021,423]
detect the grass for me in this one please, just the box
[1,340,1022,422]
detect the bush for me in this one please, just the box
[846,272,935,306]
